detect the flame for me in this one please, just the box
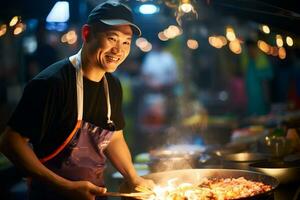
[142,177,272,200]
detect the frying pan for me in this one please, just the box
[249,160,300,184]
[142,169,279,200]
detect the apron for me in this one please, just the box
[29,50,115,200]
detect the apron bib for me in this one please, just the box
[29,50,115,200]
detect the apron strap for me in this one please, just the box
[103,76,113,125]
[69,49,113,125]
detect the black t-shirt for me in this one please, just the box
[8,58,125,158]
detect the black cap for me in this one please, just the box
[87,0,141,36]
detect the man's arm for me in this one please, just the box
[104,130,154,190]
[0,127,106,200]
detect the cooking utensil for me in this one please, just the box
[99,191,152,198]
[221,152,270,170]
[264,135,293,158]
[250,160,300,184]
[142,169,278,200]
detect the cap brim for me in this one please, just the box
[100,19,141,36]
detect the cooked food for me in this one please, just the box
[146,177,272,200]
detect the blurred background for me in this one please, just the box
[0,0,300,199]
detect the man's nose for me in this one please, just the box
[112,42,121,53]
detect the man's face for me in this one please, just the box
[86,24,133,73]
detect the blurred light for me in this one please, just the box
[46,1,70,23]
[158,32,168,41]
[229,39,242,54]
[0,24,7,37]
[219,91,228,101]
[9,16,19,27]
[261,25,270,34]
[187,39,198,49]
[278,47,286,59]
[23,36,37,54]
[286,36,294,46]
[257,40,270,54]
[179,0,193,13]
[226,26,236,41]
[276,34,283,47]
[138,4,159,15]
[163,25,182,39]
[13,27,23,35]
[176,0,198,26]
[61,30,78,45]
[13,23,26,35]
[208,36,224,49]
[269,46,278,56]
[135,37,148,48]
[141,42,152,52]
[218,36,227,46]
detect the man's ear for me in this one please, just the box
[82,24,91,42]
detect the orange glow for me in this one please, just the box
[208,36,223,48]
[13,23,25,35]
[278,47,286,59]
[229,39,242,54]
[257,40,270,54]
[187,39,199,49]
[0,24,7,37]
[61,30,78,45]
[158,32,168,41]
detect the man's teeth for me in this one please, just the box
[107,56,119,61]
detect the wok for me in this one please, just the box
[249,160,300,184]
[122,169,279,200]
[221,152,270,170]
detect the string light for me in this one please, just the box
[261,25,270,34]
[179,0,193,13]
[9,16,19,27]
[286,36,294,46]
[187,39,199,49]
[176,0,198,26]
[276,34,283,47]
[0,24,7,37]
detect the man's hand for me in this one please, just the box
[129,176,155,192]
[64,181,107,200]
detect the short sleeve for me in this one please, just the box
[8,78,61,145]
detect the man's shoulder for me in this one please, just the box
[33,58,75,83]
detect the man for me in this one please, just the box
[0,1,154,200]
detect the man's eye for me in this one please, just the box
[108,37,117,42]
[123,41,130,45]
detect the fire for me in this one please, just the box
[140,177,272,200]
[145,178,210,200]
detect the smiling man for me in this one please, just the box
[0,1,154,200]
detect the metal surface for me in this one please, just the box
[250,160,300,184]
[142,168,279,200]
[221,152,270,170]
[99,191,151,198]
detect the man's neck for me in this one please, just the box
[81,49,105,82]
